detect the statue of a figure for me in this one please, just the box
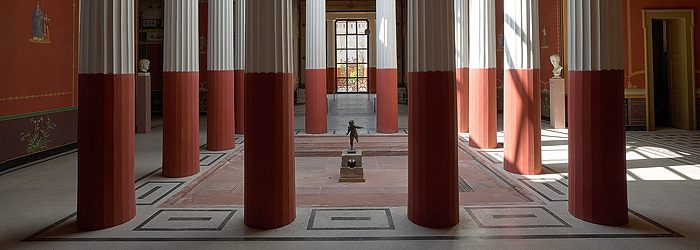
[139,59,150,73]
[346,120,363,152]
[550,54,563,78]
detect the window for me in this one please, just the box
[336,20,369,93]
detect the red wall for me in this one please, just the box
[624,0,700,89]
[0,0,79,117]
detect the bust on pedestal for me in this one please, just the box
[549,55,566,129]
[137,59,152,133]
[340,120,365,182]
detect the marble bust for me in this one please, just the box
[138,59,150,73]
[550,54,563,78]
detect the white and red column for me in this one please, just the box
[407,0,458,228]
[326,19,336,94]
[369,19,377,94]
[207,0,235,151]
[305,0,327,134]
[244,0,296,229]
[568,0,627,225]
[503,0,542,175]
[468,0,498,149]
[163,0,200,177]
[234,0,246,135]
[376,0,398,133]
[455,0,469,133]
[77,0,136,230]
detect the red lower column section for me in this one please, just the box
[504,69,542,175]
[407,71,459,228]
[456,68,469,133]
[369,67,377,94]
[207,70,236,151]
[305,69,327,134]
[568,70,628,226]
[244,72,296,229]
[376,68,398,133]
[326,68,335,94]
[234,70,245,134]
[77,74,136,230]
[468,68,498,149]
[163,72,200,178]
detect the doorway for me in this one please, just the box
[643,10,697,131]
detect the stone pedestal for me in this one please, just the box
[549,78,566,129]
[340,149,365,182]
[137,73,151,133]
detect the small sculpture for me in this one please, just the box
[550,54,563,78]
[347,158,357,168]
[541,27,548,48]
[139,59,150,73]
[346,120,363,153]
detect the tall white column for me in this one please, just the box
[455,0,469,133]
[207,0,236,151]
[77,0,136,230]
[468,0,497,149]
[376,0,398,133]
[234,0,246,134]
[305,0,327,134]
[162,0,200,178]
[567,0,627,226]
[244,0,296,229]
[406,0,458,229]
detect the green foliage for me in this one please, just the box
[19,116,56,154]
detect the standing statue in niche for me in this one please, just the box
[346,120,363,153]
[550,54,563,78]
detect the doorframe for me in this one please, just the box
[643,9,697,131]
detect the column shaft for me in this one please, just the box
[376,0,398,133]
[567,0,627,226]
[468,0,497,149]
[77,0,136,230]
[234,0,246,135]
[244,0,296,229]
[305,0,327,134]
[163,0,200,177]
[207,0,236,151]
[369,19,377,94]
[503,0,542,175]
[455,0,469,133]
[407,0,458,228]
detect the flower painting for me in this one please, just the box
[20,116,57,153]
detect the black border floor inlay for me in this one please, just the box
[307,208,395,230]
[465,206,572,228]
[134,181,186,206]
[518,178,568,202]
[133,209,236,231]
[199,153,225,166]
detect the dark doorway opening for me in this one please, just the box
[652,20,671,128]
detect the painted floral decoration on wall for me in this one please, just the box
[20,116,57,153]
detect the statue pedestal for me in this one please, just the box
[339,149,365,182]
[137,73,151,133]
[549,77,566,129]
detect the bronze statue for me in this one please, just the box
[346,120,363,152]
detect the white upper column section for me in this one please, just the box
[369,19,377,68]
[79,0,135,75]
[504,0,540,70]
[327,20,335,69]
[208,0,235,71]
[377,0,398,69]
[407,0,455,73]
[164,0,198,72]
[469,0,496,69]
[455,0,469,69]
[568,0,624,71]
[306,0,326,70]
[246,0,293,74]
[235,0,245,71]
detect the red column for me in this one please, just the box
[244,0,296,229]
[456,68,469,133]
[77,0,136,230]
[468,0,497,149]
[376,0,398,134]
[503,0,542,175]
[206,0,236,151]
[567,0,628,225]
[162,0,200,178]
[305,0,327,134]
[406,0,458,228]
[234,70,245,134]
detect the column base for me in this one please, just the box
[456,67,469,133]
[234,70,245,135]
[468,68,497,149]
[376,68,398,133]
[305,69,327,134]
[407,71,459,228]
[207,70,236,151]
[163,71,200,178]
[504,69,542,175]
